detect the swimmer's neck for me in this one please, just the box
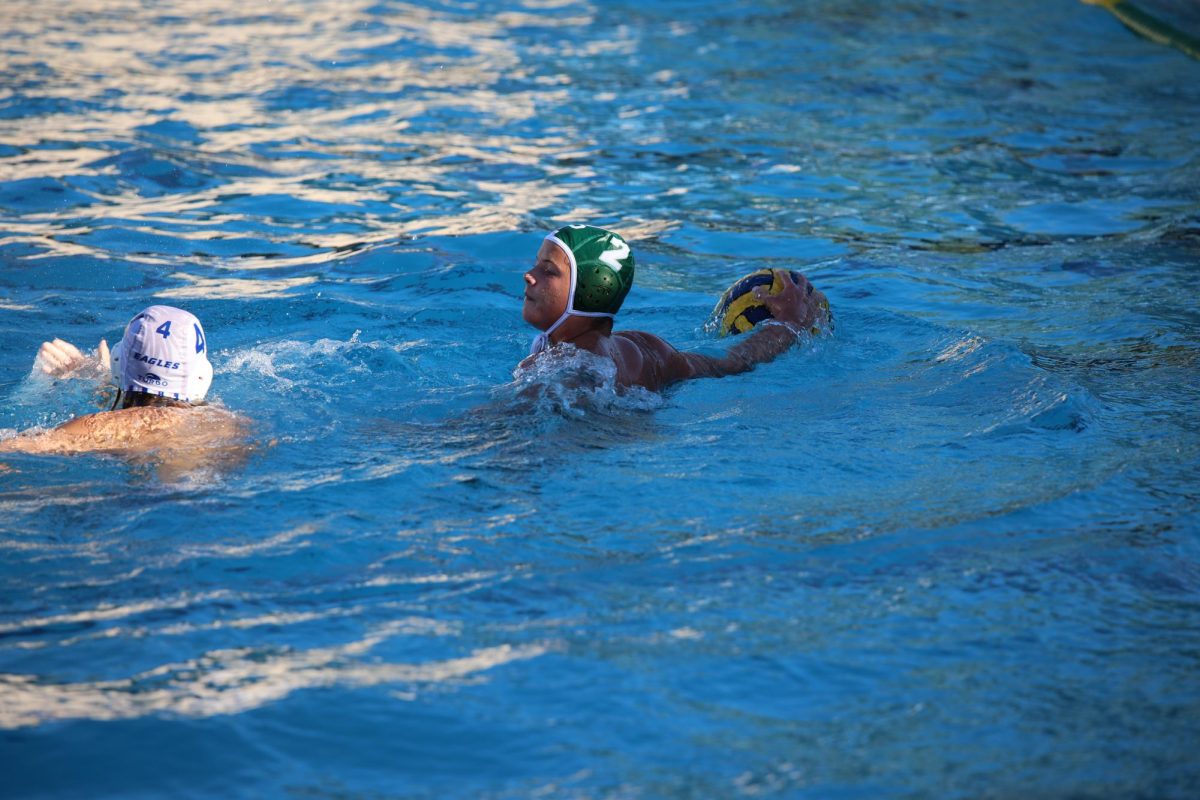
[546,315,613,349]
[114,390,196,411]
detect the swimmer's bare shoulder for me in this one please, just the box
[568,329,742,392]
[0,405,247,456]
[609,331,674,390]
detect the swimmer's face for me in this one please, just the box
[522,240,571,329]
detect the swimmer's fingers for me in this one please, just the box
[52,338,85,363]
[97,339,110,372]
[787,271,831,328]
[37,339,70,370]
[755,271,808,327]
[36,338,87,375]
[784,269,817,299]
[781,270,810,303]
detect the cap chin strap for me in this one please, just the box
[529,233,614,355]
[529,311,567,356]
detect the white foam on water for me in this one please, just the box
[219,332,418,390]
[507,344,664,418]
[219,348,296,390]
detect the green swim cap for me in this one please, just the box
[547,224,635,316]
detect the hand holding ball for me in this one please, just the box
[713,269,831,336]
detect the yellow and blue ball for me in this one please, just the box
[712,269,804,336]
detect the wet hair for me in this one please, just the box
[112,390,193,411]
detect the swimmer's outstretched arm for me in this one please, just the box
[0,413,118,455]
[0,428,69,454]
[0,406,249,458]
[663,270,827,383]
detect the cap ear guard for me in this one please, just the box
[189,354,213,402]
[110,311,142,384]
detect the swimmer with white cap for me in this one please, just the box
[521,224,829,392]
[0,305,245,472]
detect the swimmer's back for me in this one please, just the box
[0,405,245,455]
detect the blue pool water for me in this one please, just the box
[2,1,1199,797]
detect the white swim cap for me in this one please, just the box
[110,305,213,402]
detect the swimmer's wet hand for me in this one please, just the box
[36,339,85,375]
[754,270,826,330]
[35,337,110,377]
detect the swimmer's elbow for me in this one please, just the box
[679,333,789,381]
[671,351,738,381]
[713,352,755,378]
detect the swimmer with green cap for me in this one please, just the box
[522,224,829,392]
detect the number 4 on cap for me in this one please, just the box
[156,321,172,338]
[195,324,205,353]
